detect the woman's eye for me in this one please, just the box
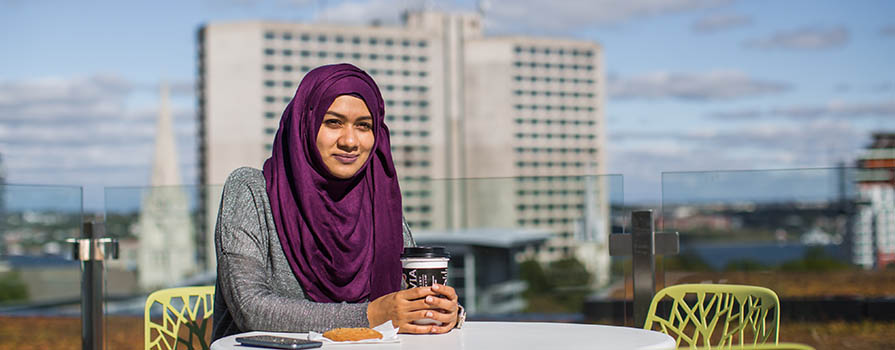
[324,119,341,127]
[357,122,372,131]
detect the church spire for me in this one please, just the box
[150,80,181,186]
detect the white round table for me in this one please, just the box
[211,321,676,350]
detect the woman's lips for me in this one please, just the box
[333,154,359,164]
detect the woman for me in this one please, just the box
[212,64,461,341]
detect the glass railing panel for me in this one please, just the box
[409,174,625,323]
[0,184,83,349]
[660,167,894,298]
[102,184,223,348]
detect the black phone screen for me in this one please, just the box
[235,335,322,349]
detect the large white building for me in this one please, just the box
[197,11,609,283]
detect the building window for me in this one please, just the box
[301,34,310,41]
[264,48,275,55]
[317,35,327,42]
[282,49,292,56]
[264,80,275,87]
[265,112,276,119]
[282,97,290,103]
[335,35,344,43]
[264,32,275,40]
[265,96,275,103]
[402,39,411,47]
[335,52,345,58]
[283,65,293,72]
[352,37,361,44]
[318,51,328,58]
[418,40,428,47]
[265,127,276,135]
[369,37,378,45]
[264,64,275,71]
[385,38,394,46]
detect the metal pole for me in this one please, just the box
[631,210,655,328]
[68,221,117,350]
[81,221,103,350]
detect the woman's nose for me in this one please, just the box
[337,127,358,150]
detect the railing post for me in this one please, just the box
[609,210,679,328]
[631,211,656,328]
[67,221,118,350]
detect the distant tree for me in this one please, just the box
[519,257,594,313]
[519,259,550,296]
[0,272,28,302]
[779,247,850,272]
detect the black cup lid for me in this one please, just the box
[401,246,450,259]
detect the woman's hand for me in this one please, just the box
[367,284,459,334]
[425,283,459,333]
[367,287,436,333]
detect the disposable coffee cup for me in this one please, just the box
[401,247,450,325]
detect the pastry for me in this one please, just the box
[322,327,383,341]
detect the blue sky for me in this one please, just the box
[1,0,893,210]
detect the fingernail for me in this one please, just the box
[432,284,440,290]
[426,296,433,303]
[426,311,433,317]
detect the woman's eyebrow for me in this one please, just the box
[324,111,347,119]
[325,111,372,120]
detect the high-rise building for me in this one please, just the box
[197,11,608,281]
[853,132,895,269]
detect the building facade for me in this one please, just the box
[853,132,895,269]
[197,11,609,282]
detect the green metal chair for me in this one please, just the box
[691,344,816,350]
[643,284,781,349]
[144,286,215,350]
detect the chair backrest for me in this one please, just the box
[145,286,215,350]
[643,284,780,349]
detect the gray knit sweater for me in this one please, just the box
[212,167,414,341]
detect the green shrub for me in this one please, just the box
[0,272,28,302]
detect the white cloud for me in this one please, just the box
[0,74,196,188]
[609,70,790,100]
[691,13,751,33]
[745,26,849,50]
[771,100,895,119]
[708,100,895,123]
[485,0,731,33]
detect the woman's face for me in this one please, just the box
[316,95,375,179]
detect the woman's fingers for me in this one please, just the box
[396,286,436,300]
[423,294,458,313]
[428,322,456,334]
[431,284,458,300]
[397,323,434,334]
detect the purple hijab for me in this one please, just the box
[262,63,403,303]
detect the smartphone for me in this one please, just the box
[235,335,322,349]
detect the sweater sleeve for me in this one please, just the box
[215,169,369,333]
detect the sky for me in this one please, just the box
[1,0,893,211]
